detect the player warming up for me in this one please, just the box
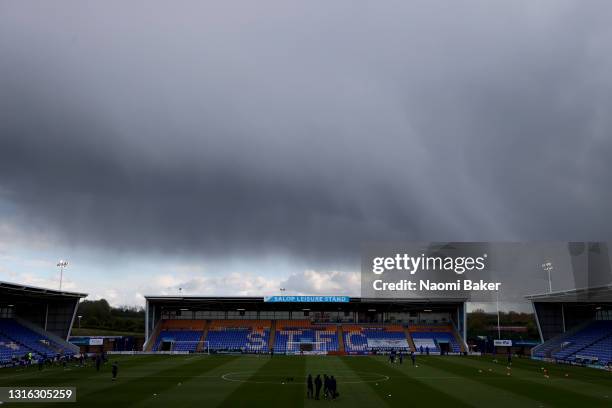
[111,361,119,381]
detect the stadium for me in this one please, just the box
[1,281,611,407]
[529,285,612,368]
[0,281,84,366]
[142,295,467,355]
[3,1,612,406]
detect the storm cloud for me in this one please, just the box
[1,0,612,264]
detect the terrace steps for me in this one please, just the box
[268,320,276,351]
[404,327,416,351]
[452,328,466,353]
[196,320,209,352]
[337,325,345,353]
[145,321,162,351]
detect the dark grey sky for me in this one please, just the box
[1,1,612,304]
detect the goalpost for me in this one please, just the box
[286,341,328,355]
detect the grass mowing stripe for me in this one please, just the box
[0,355,175,392]
[3,355,610,407]
[424,356,609,407]
[0,356,228,408]
[342,356,473,408]
[471,356,612,386]
[302,355,387,407]
[383,356,539,408]
[75,355,238,407]
[0,355,164,384]
[218,355,307,408]
[443,356,612,398]
[330,355,389,407]
[129,355,271,408]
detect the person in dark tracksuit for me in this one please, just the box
[306,374,313,399]
[314,374,322,400]
[411,350,416,366]
[330,375,337,399]
[111,361,118,381]
[323,374,329,399]
[95,354,102,372]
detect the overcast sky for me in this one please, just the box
[1,1,611,307]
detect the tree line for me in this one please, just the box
[467,309,539,340]
[76,299,145,334]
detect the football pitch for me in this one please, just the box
[1,355,611,407]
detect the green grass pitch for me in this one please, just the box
[1,355,611,407]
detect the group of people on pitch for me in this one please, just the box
[388,349,417,366]
[306,374,338,400]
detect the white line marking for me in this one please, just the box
[221,371,390,385]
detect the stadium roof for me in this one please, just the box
[525,284,612,303]
[0,280,87,300]
[144,295,467,312]
[144,295,468,302]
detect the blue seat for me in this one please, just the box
[412,331,461,353]
[547,321,612,365]
[274,328,338,353]
[0,319,74,363]
[152,330,202,352]
[206,328,270,352]
[343,326,410,353]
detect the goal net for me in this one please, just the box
[286,341,328,355]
